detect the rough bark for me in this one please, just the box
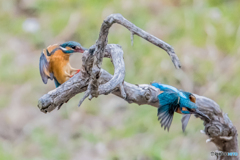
[37,14,239,160]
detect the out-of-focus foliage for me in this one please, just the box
[0,0,239,159]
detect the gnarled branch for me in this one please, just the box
[79,13,181,105]
[37,14,238,160]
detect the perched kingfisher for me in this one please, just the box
[39,41,87,109]
[39,41,86,88]
[151,82,209,132]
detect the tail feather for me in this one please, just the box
[54,77,61,88]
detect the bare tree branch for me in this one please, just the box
[104,14,181,69]
[98,44,125,96]
[38,66,239,160]
[81,13,181,105]
[195,95,239,160]
[38,67,160,112]
[37,14,238,160]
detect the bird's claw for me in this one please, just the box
[76,69,80,74]
[70,70,80,78]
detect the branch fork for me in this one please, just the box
[37,14,238,160]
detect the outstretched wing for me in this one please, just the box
[157,89,179,131]
[39,50,53,84]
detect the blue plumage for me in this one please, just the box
[151,82,209,132]
[60,41,82,48]
[60,41,86,54]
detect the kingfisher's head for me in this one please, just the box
[179,91,198,114]
[179,93,210,121]
[59,41,87,54]
[181,91,196,103]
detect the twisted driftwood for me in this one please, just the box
[38,14,239,160]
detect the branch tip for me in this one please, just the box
[206,138,213,143]
[78,90,90,107]
[200,130,205,134]
[131,32,134,46]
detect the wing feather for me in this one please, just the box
[157,89,179,131]
[39,50,53,84]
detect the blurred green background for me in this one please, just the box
[0,0,240,159]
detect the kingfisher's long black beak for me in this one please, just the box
[75,46,87,53]
[195,109,210,122]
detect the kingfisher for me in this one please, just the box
[39,41,87,109]
[151,82,210,132]
[39,41,87,88]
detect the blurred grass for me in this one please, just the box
[0,0,239,159]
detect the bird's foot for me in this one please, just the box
[70,70,80,78]
[76,69,80,74]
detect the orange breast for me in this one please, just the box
[49,50,70,84]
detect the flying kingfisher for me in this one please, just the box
[151,82,210,132]
[39,41,87,88]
